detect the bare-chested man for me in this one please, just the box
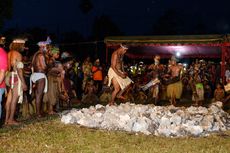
[141,55,162,104]
[166,56,183,105]
[30,41,49,117]
[5,39,27,125]
[107,44,133,105]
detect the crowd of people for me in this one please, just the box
[104,44,230,109]
[0,36,229,127]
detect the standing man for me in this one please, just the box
[166,56,183,105]
[0,37,7,125]
[107,44,133,105]
[30,41,48,118]
[43,46,61,114]
[5,39,27,125]
[141,55,161,104]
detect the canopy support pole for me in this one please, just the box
[221,46,227,84]
[106,44,108,64]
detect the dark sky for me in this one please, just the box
[4,0,230,37]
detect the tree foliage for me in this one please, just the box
[152,9,185,35]
[91,15,123,40]
[0,0,13,30]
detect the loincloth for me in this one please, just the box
[5,72,18,88]
[30,72,48,94]
[5,71,23,103]
[167,81,183,99]
[107,68,133,90]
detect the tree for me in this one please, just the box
[0,0,13,30]
[151,9,185,35]
[91,15,123,40]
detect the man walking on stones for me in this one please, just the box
[107,44,133,105]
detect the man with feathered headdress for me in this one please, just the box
[30,37,51,117]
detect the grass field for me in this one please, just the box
[0,115,230,153]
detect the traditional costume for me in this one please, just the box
[5,61,24,103]
[29,72,48,94]
[166,80,183,99]
[107,68,133,90]
[166,56,183,100]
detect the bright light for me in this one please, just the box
[176,52,181,57]
[172,46,186,52]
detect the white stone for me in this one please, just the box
[95,104,105,110]
[200,115,214,131]
[184,125,203,136]
[60,102,230,137]
[170,115,182,126]
[61,114,75,124]
[132,117,151,135]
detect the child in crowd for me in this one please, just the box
[82,80,99,104]
[213,83,225,102]
[203,80,212,99]
[190,71,204,106]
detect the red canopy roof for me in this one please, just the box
[105,34,230,59]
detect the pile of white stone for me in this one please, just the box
[61,102,230,137]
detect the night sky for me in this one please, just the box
[4,0,230,37]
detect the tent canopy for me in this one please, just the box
[105,34,230,59]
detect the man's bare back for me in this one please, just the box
[8,50,22,71]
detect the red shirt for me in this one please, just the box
[0,48,8,88]
[92,66,103,81]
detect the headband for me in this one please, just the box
[120,44,128,50]
[13,39,26,44]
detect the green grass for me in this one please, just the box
[0,116,230,153]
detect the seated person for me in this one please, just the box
[213,83,225,102]
[82,80,99,104]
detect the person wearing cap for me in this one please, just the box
[30,40,49,118]
[0,37,7,126]
[5,38,27,125]
[166,56,183,106]
[107,44,133,105]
